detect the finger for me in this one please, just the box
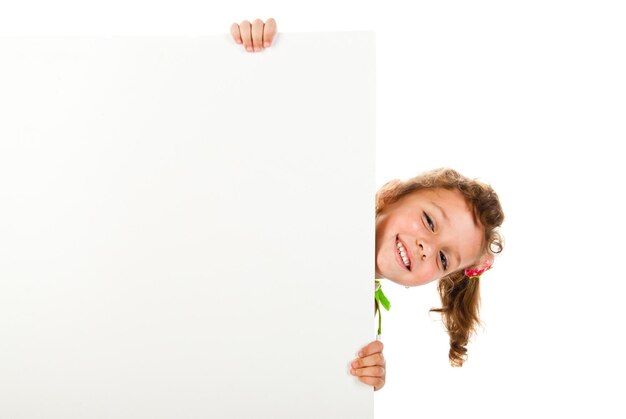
[357,376,385,390]
[351,352,385,369]
[358,340,384,357]
[230,23,242,44]
[251,19,264,51]
[351,365,385,378]
[239,20,253,52]
[263,18,277,48]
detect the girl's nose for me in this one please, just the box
[418,241,433,260]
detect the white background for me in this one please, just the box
[2,1,625,418]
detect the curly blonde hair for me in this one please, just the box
[375,168,504,367]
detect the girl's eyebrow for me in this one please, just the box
[430,201,449,223]
[449,248,461,271]
[441,244,461,271]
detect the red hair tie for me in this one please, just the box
[464,254,495,279]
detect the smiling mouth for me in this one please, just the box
[395,235,411,271]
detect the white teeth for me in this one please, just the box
[396,239,410,268]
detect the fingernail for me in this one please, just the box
[264,42,270,48]
[246,46,253,52]
[254,47,261,52]
[359,351,364,357]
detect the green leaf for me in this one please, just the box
[375,288,391,311]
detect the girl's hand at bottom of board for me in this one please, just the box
[349,340,386,391]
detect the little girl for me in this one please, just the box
[230,19,505,392]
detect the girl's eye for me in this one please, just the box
[439,251,448,271]
[424,212,435,231]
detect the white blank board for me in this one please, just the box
[0,33,375,418]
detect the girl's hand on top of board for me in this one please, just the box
[230,18,277,52]
[349,340,386,391]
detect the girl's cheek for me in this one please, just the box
[423,266,439,285]
[414,266,436,286]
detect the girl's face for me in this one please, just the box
[375,188,484,287]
